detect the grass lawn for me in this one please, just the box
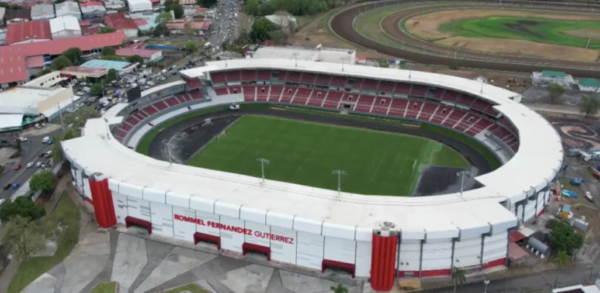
[92,282,117,293]
[165,284,211,293]
[7,194,81,293]
[440,17,600,49]
[187,115,468,196]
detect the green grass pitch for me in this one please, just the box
[440,17,600,50]
[186,116,469,196]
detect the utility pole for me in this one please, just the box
[457,170,470,197]
[57,102,65,131]
[332,170,346,194]
[257,158,270,183]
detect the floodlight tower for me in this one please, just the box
[257,158,270,183]
[332,170,347,194]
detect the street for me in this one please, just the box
[0,129,60,201]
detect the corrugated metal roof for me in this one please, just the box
[579,78,600,88]
[5,20,51,45]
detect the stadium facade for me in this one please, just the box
[62,59,562,291]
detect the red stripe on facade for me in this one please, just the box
[420,269,451,277]
[194,232,221,249]
[370,233,397,291]
[322,259,355,278]
[88,178,117,228]
[483,258,506,269]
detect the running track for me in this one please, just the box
[330,0,600,77]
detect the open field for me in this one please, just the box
[404,9,600,61]
[440,17,600,49]
[186,115,469,196]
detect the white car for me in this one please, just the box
[36,162,42,168]
[26,162,34,168]
[18,137,27,142]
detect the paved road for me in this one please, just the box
[330,0,600,77]
[0,131,59,201]
[425,265,599,292]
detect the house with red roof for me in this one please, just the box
[116,44,162,63]
[80,2,106,19]
[104,13,138,38]
[6,21,52,45]
[0,32,127,88]
[5,8,31,25]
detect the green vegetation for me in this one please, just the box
[92,282,117,293]
[187,115,468,196]
[244,0,339,17]
[164,284,211,293]
[0,197,46,223]
[421,123,501,169]
[548,219,583,255]
[581,93,600,117]
[439,17,600,49]
[7,195,81,293]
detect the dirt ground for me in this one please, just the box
[404,9,600,62]
[289,8,393,60]
[565,27,600,40]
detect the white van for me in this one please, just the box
[42,136,50,143]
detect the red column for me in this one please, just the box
[88,177,117,228]
[370,232,398,292]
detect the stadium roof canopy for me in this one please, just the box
[63,59,562,235]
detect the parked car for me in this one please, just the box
[12,183,20,190]
[3,183,11,190]
[26,162,34,168]
[18,137,27,142]
[13,164,21,170]
[36,162,42,168]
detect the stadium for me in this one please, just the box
[62,56,562,291]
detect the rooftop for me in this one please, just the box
[251,46,355,64]
[541,70,567,78]
[0,7,5,20]
[116,47,159,58]
[104,12,138,30]
[579,78,600,88]
[55,1,81,17]
[5,20,51,45]
[0,32,127,84]
[166,21,205,30]
[81,59,132,70]
[50,16,81,33]
[0,86,68,114]
[31,3,54,18]
[80,2,106,13]
[5,8,30,21]
[61,66,107,78]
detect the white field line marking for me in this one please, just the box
[370,146,390,182]
[288,127,334,180]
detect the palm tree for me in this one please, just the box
[452,267,467,293]
[555,250,571,267]
[580,93,600,118]
[330,283,348,293]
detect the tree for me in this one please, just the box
[51,56,72,71]
[451,267,467,293]
[101,46,116,57]
[126,55,144,64]
[244,0,260,16]
[153,24,170,37]
[554,250,571,268]
[250,17,276,43]
[90,83,103,97]
[185,42,198,52]
[99,26,116,34]
[52,127,78,163]
[163,0,174,11]
[172,3,184,19]
[183,22,194,36]
[64,106,100,128]
[0,197,46,223]
[155,12,173,24]
[547,82,565,104]
[62,47,83,65]
[106,69,118,81]
[548,220,584,255]
[580,93,600,118]
[0,216,47,263]
[330,284,348,293]
[45,204,80,247]
[29,170,57,194]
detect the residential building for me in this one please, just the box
[6,20,51,45]
[104,12,138,38]
[104,0,126,10]
[0,32,128,87]
[166,20,209,34]
[0,7,6,26]
[127,0,152,13]
[178,0,195,5]
[80,2,107,19]
[0,29,6,45]
[116,44,162,62]
[531,70,576,87]
[578,78,600,92]
[80,59,138,74]
[55,2,82,19]
[50,16,82,39]
[30,4,55,20]
[130,13,158,31]
[5,8,31,25]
